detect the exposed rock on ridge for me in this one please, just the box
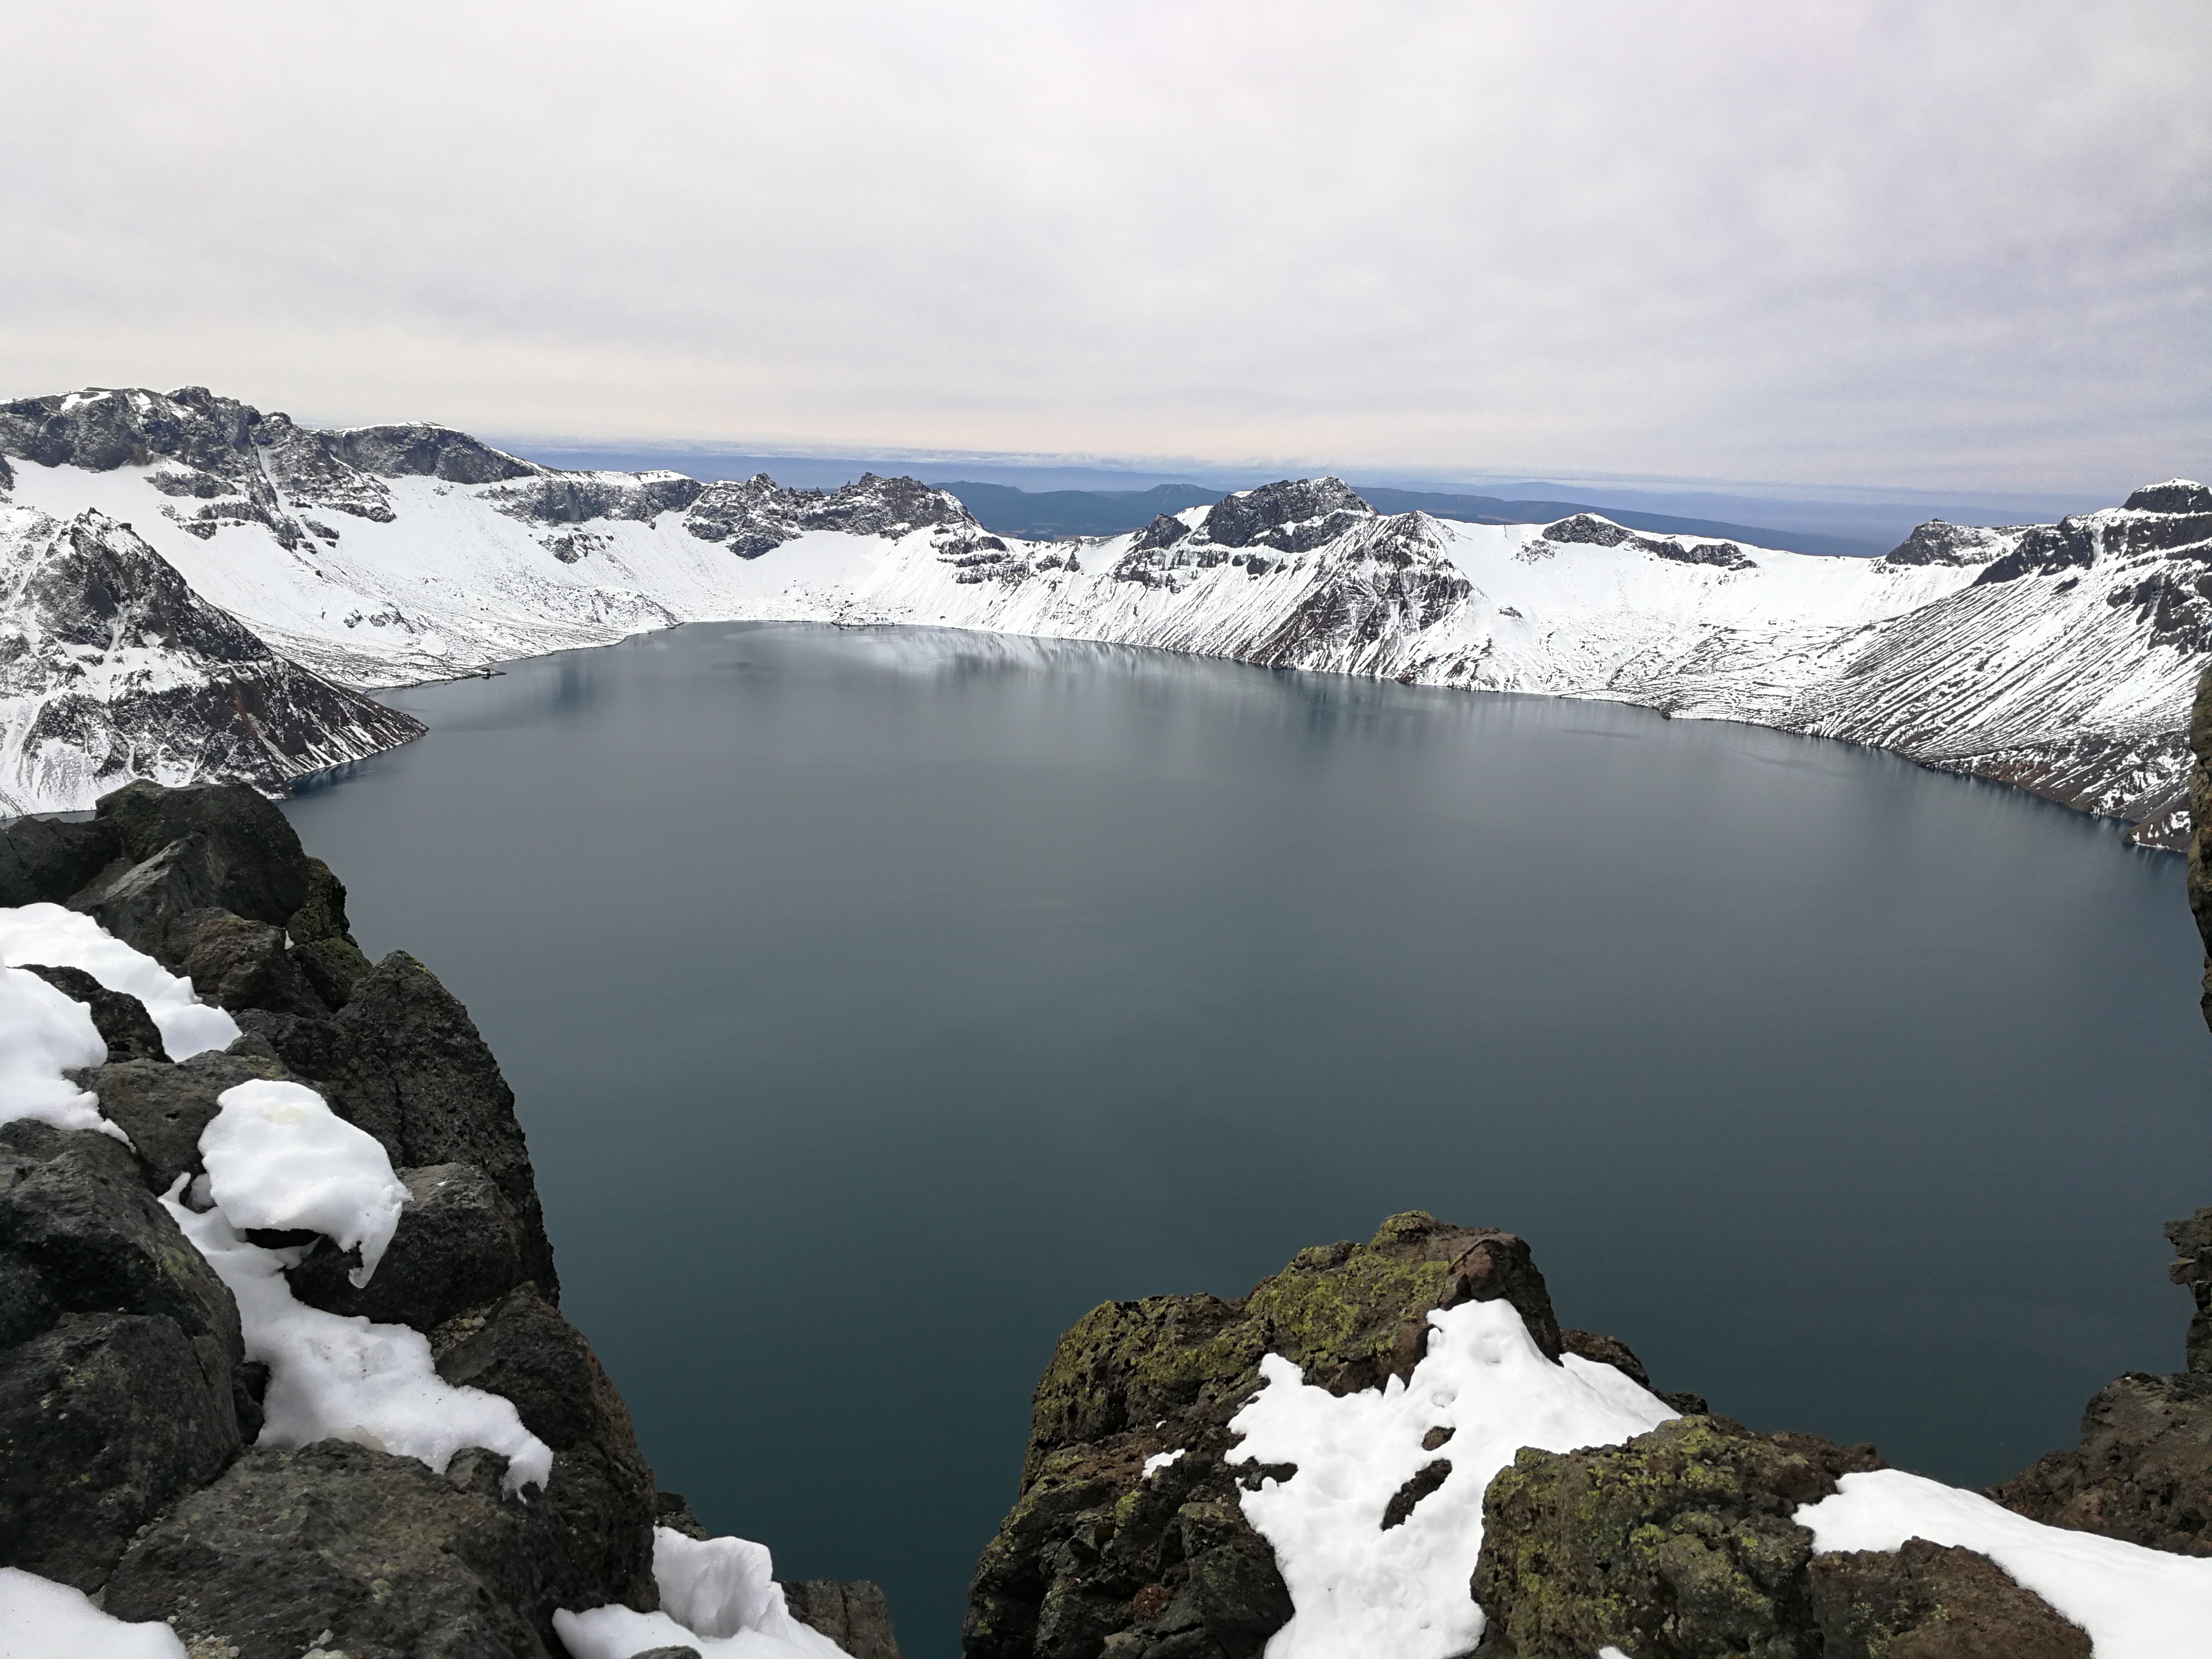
[0,503,424,814]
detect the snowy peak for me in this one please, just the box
[2123,479,2212,515]
[1201,476,1374,553]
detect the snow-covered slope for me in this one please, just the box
[4,387,2206,845]
[0,493,423,815]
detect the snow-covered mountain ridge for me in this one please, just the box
[3,385,2206,845]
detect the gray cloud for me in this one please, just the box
[3,0,2204,494]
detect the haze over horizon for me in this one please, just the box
[6,1,2206,499]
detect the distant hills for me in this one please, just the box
[937,480,1887,557]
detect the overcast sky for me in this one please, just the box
[4,1,2205,497]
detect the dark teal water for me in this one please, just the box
[282,623,2210,1657]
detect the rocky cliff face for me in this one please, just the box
[0,502,424,814]
[0,783,899,1658]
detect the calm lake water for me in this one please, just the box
[283,622,2209,1657]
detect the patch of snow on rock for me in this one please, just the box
[163,1181,552,1492]
[200,1079,409,1285]
[1228,1297,1677,1659]
[0,965,113,1137]
[1143,1447,1189,1478]
[554,1526,847,1658]
[1797,1468,2212,1659]
[0,901,240,1058]
[0,1566,188,1658]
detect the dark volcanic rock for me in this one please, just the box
[431,1285,658,1617]
[163,905,330,1016]
[655,1488,711,1539]
[2174,1205,2212,1374]
[71,1049,285,1195]
[238,949,559,1296]
[0,1314,244,1590]
[1559,1327,1652,1389]
[1471,1413,1883,1658]
[96,778,314,926]
[67,832,229,958]
[1975,516,2099,584]
[289,1161,526,1330]
[0,1119,244,1587]
[0,813,119,906]
[103,1442,555,1659]
[1537,512,1636,547]
[285,855,376,1008]
[327,423,538,485]
[1878,520,2019,567]
[17,962,167,1060]
[1991,1370,2212,1555]
[1131,512,1192,553]
[1201,478,1372,554]
[782,1578,904,1658]
[1808,1539,2090,1658]
[965,1212,1559,1659]
[2125,479,2212,515]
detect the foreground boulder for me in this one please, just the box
[1808,1540,2091,1658]
[0,1119,245,1588]
[103,1442,556,1659]
[964,1211,1618,1659]
[1473,1414,1880,1656]
[782,1578,905,1659]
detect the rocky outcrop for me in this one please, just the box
[0,1118,246,1588]
[16,962,167,1060]
[1473,1414,1887,1656]
[1540,512,1757,570]
[0,781,670,1652]
[964,1212,1587,1659]
[103,1442,557,1659]
[1807,1539,2091,1658]
[1988,1370,2212,1556]
[781,1578,905,1658]
[2174,1205,2212,1373]
[1987,1204,2212,1556]
[676,471,976,557]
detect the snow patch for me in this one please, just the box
[200,1079,408,1285]
[0,1566,188,1659]
[1143,1447,1188,1478]
[0,901,240,1058]
[553,1526,847,1658]
[0,966,114,1138]
[162,1181,553,1492]
[1797,1468,2212,1659]
[1227,1298,1676,1659]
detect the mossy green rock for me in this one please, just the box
[965,1212,1563,1659]
[1471,1414,1882,1658]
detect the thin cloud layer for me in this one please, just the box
[3,0,2204,493]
